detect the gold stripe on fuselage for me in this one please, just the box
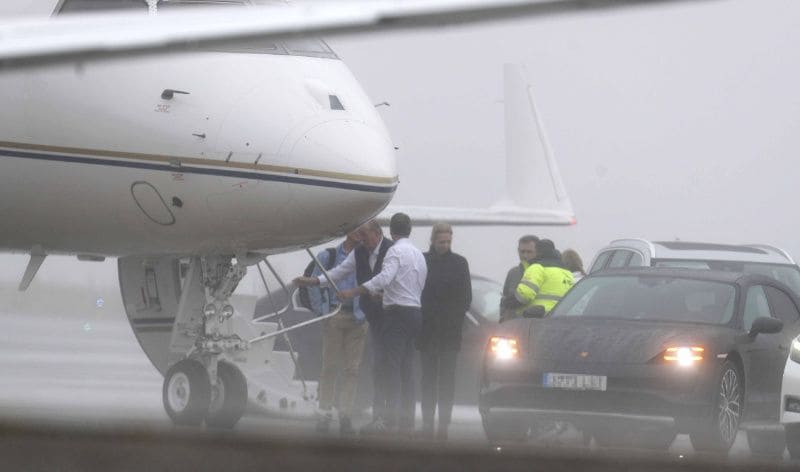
[0,140,398,186]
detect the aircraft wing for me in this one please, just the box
[0,0,715,68]
[379,64,575,227]
[377,205,575,226]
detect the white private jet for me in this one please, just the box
[0,0,703,428]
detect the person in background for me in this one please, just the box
[339,213,427,435]
[500,235,538,322]
[515,239,574,317]
[417,222,471,441]
[562,249,586,283]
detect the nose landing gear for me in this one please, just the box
[163,358,212,426]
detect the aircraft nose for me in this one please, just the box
[290,119,397,184]
[287,120,397,232]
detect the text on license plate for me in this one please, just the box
[543,373,607,391]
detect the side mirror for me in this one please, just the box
[749,316,783,336]
[522,305,546,319]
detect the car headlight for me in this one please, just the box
[489,336,519,361]
[663,346,704,367]
[791,336,800,364]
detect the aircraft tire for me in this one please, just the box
[163,359,211,426]
[205,361,248,429]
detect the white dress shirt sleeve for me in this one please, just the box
[317,250,356,287]
[362,246,399,294]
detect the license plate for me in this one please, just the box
[543,373,607,391]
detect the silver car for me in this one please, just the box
[589,239,800,295]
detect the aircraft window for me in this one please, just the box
[57,0,149,13]
[284,38,338,59]
[56,0,249,14]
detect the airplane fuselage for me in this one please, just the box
[0,48,397,257]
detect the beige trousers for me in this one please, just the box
[318,309,368,418]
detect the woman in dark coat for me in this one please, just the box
[418,223,472,440]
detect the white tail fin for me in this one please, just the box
[379,64,575,226]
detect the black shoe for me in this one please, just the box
[315,412,332,434]
[340,416,355,436]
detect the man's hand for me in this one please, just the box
[339,286,366,300]
[293,276,319,287]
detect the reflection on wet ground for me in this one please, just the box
[0,308,793,469]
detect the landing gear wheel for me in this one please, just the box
[786,424,800,460]
[206,361,248,429]
[689,361,743,453]
[163,359,211,426]
[747,430,785,458]
[481,411,529,442]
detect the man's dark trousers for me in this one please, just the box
[368,311,386,421]
[420,347,459,430]
[380,305,422,431]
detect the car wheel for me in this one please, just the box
[746,430,785,458]
[481,411,529,442]
[786,424,800,460]
[689,360,743,453]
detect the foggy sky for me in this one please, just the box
[1,0,799,286]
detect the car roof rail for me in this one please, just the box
[608,238,657,258]
[742,244,796,264]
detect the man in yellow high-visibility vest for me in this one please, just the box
[515,239,574,317]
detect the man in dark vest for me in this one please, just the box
[353,219,393,429]
[340,213,427,435]
[294,219,392,429]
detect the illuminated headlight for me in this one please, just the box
[489,336,519,361]
[663,346,704,367]
[791,336,800,364]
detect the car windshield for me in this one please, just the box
[550,275,737,325]
[653,260,800,295]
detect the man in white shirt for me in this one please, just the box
[340,213,427,434]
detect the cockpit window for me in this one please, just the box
[55,0,338,59]
[57,0,249,12]
[57,0,149,12]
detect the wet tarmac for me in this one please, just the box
[0,305,794,470]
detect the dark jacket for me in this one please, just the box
[355,237,393,324]
[500,262,526,321]
[418,249,472,351]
